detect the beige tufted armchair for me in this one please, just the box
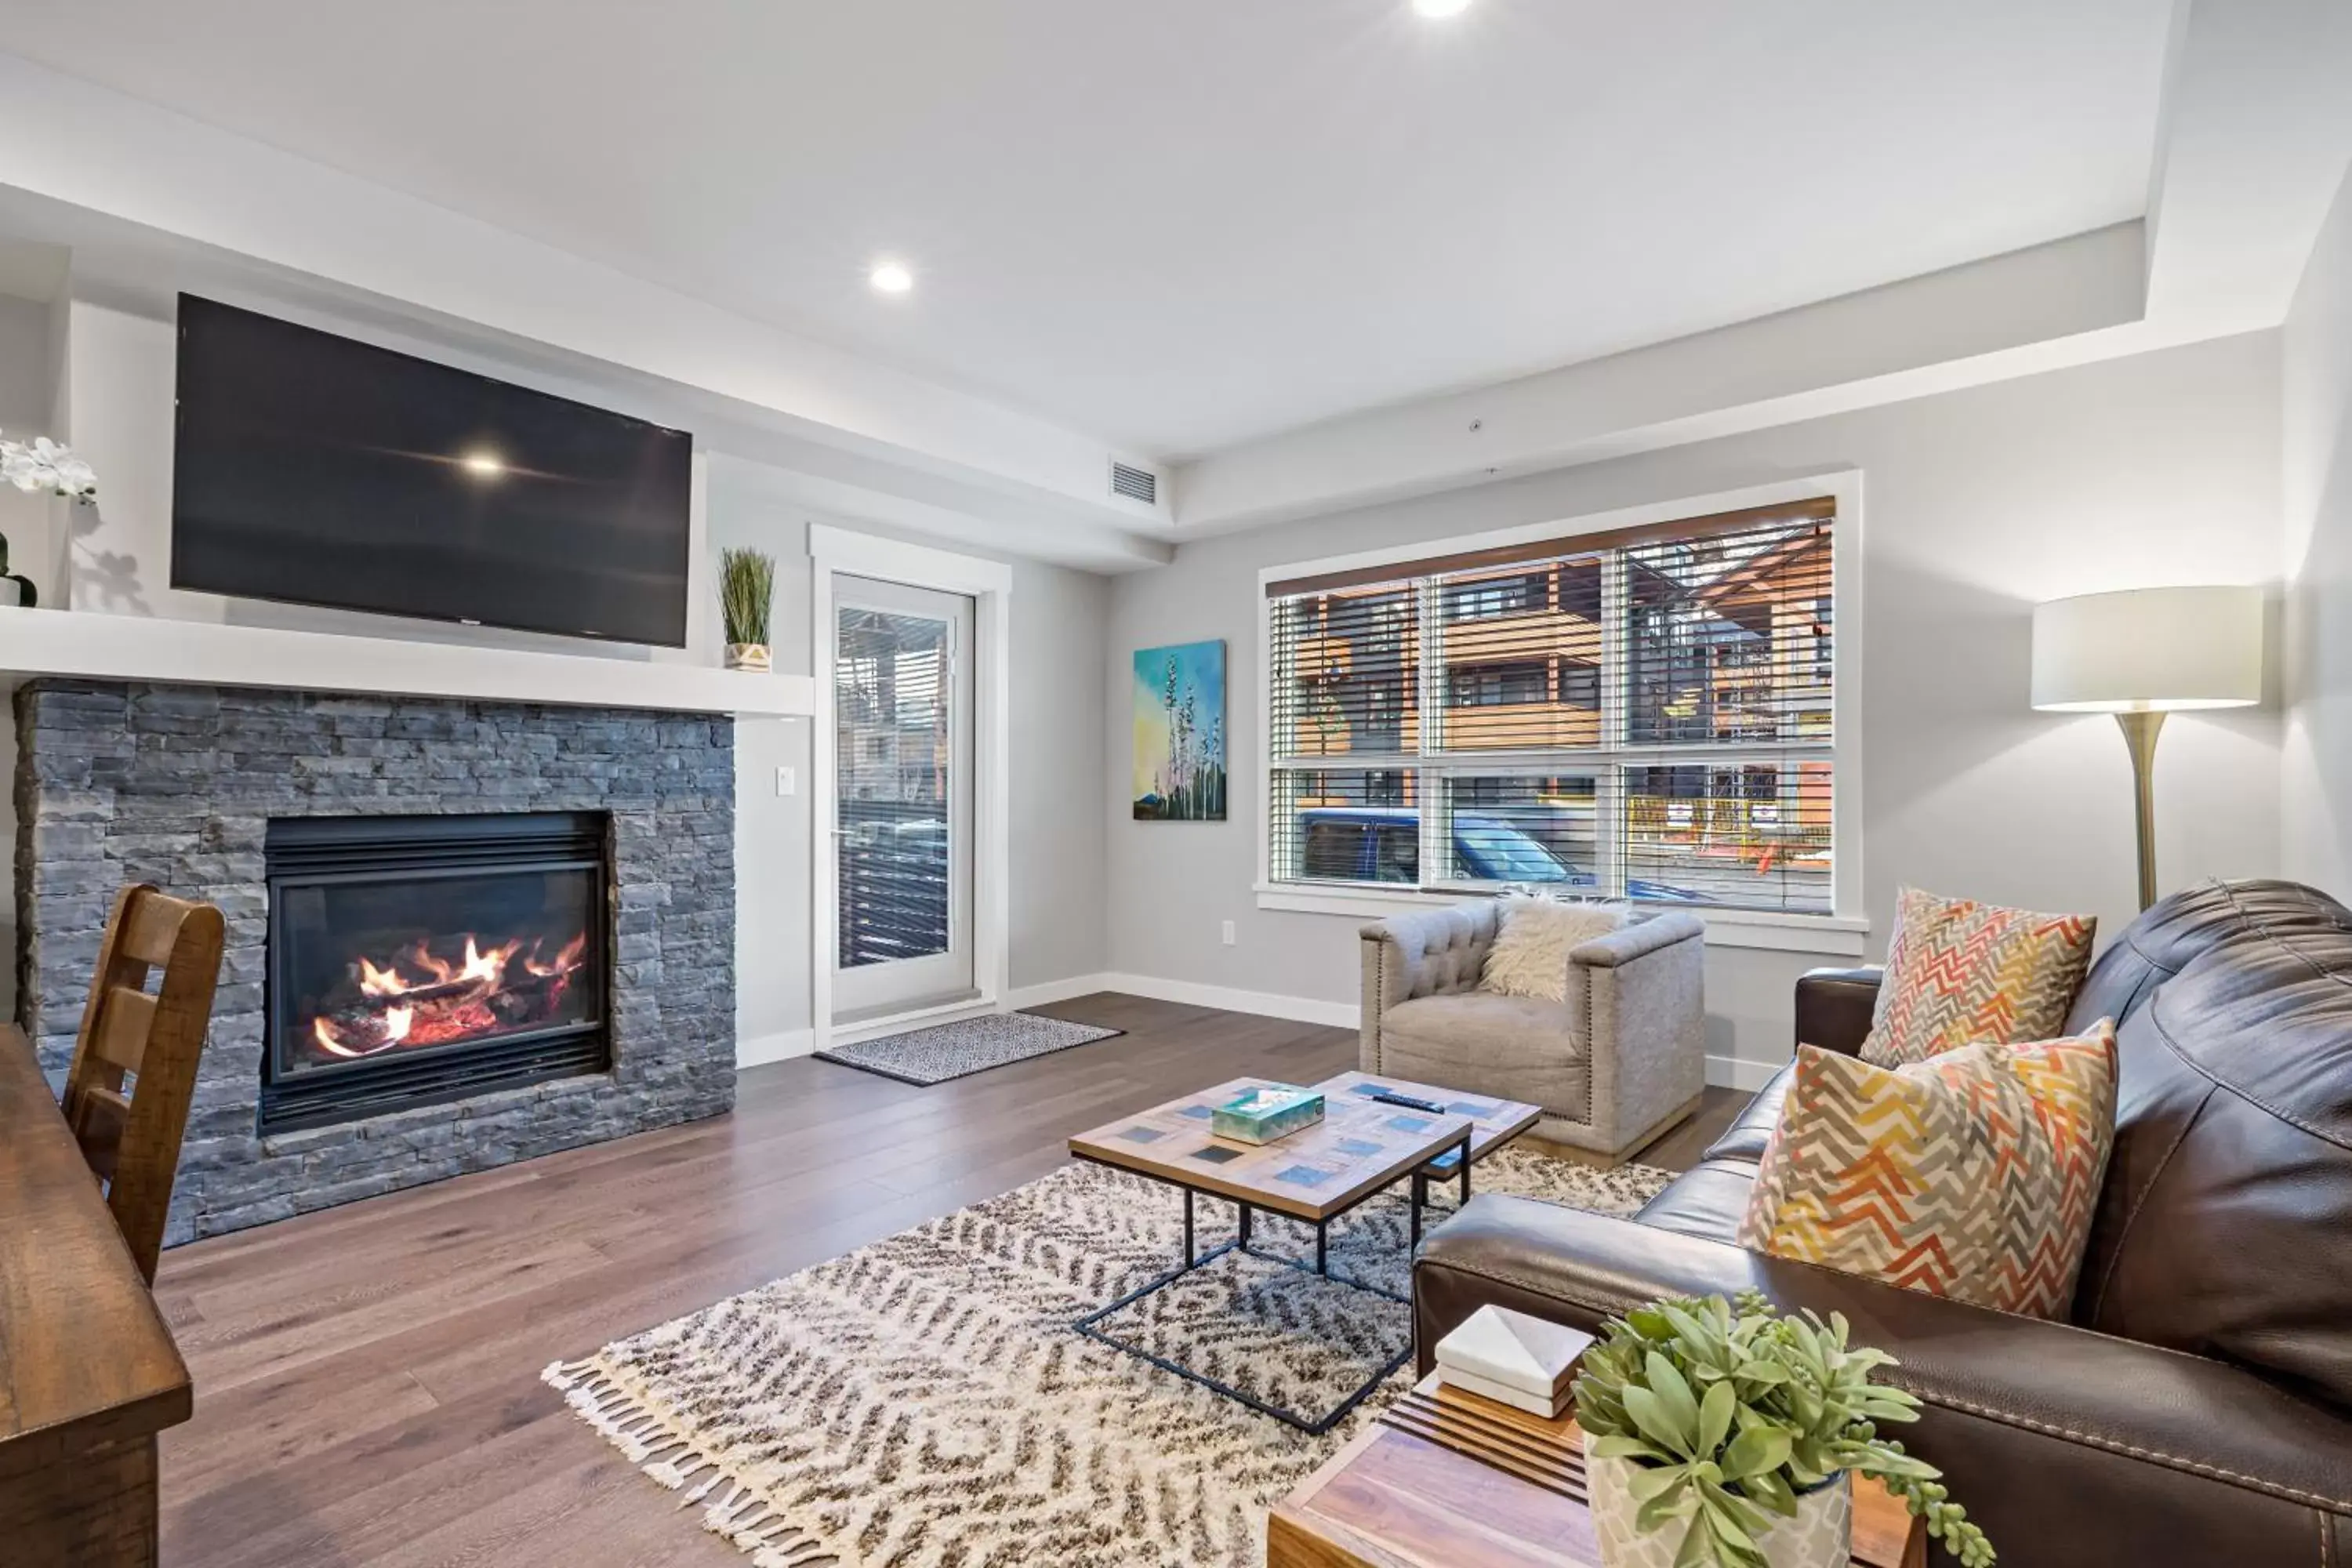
[1359,902,1707,1164]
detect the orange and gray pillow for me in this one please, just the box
[1860,887,2096,1068]
[1737,1024,2118,1319]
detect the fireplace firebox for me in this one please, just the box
[261,812,612,1134]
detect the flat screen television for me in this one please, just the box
[172,295,694,647]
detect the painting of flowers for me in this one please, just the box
[1133,640,1227,822]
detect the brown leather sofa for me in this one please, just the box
[1414,879,2352,1566]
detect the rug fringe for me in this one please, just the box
[735,1508,826,1566]
[545,1362,670,1462]
[546,1359,837,1565]
[541,1356,594,1392]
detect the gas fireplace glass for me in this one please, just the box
[282,870,593,1067]
[262,812,609,1133]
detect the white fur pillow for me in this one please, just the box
[1479,898,1630,1003]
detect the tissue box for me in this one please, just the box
[1434,1305,1592,1418]
[1210,1084,1325,1145]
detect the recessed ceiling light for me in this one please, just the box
[1413,0,1472,16]
[459,451,506,479]
[869,260,914,295]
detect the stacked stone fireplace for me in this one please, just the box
[14,680,736,1243]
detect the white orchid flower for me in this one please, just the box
[0,429,99,503]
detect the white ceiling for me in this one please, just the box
[0,1,2172,460]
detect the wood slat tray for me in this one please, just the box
[1378,1385,1586,1501]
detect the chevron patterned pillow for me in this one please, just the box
[1860,887,2096,1067]
[1737,1025,2119,1318]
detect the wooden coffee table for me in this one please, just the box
[1068,1075,1540,1432]
[1269,1372,1927,1568]
[1313,1071,1546,1202]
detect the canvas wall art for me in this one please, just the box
[1132,640,1227,821]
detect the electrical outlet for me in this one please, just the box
[1221,920,1236,946]
[775,765,796,797]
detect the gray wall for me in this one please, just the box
[2284,164,2352,895]
[1005,558,1115,985]
[1109,332,2286,1080]
[0,294,49,426]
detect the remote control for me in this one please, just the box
[1371,1091,1449,1114]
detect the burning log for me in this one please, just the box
[347,975,484,1010]
[488,967,572,1024]
[313,1005,418,1058]
[305,929,587,1060]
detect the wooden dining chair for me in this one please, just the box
[58,884,228,1285]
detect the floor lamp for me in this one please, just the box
[2031,586,2263,910]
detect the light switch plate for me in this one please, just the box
[775,766,796,797]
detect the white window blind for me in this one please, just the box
[1265,499,1837,915]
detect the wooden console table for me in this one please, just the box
[1269,1374,1925,1568]
[0,1024,192,1566]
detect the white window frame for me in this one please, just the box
[1252,473,1867,957]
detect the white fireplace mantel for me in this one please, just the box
[0,610,815,718]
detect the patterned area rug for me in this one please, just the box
[814,1011,1125,1086]
[546,1145,1671,1567]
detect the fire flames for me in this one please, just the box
[308,930,588,1060]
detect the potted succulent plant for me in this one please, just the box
[0,428,100,608]
[720,546,775,671]
[1573,1290,1994,1568]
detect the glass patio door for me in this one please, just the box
[830,575,976,1022]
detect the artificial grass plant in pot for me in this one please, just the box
[720,547,775,671]
[1573,1291,1994,1568]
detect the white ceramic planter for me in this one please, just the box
[724,642,772,673]
[1585,1443,1853,1568]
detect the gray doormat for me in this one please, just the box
[813,1010,1123,1086]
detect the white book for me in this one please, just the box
[1436,1363,1572,1420]
[1433,1304,1592,1402]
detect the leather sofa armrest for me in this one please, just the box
[1416,1196,2352,1565]
[1795,964,1881,1057]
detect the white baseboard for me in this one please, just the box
[1012,969,1361,1029]
[735,1029,816,1069]
[1091,972,1360,1030]
[1003,973,1121,1010]
[1708,1054,1787,1092]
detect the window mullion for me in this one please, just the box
[1415,578,1443,891]
[1599,550,1628,897]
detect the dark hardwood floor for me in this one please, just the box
[153,993,1744,1567]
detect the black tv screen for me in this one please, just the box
[172,295,693,646]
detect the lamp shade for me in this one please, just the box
[2031,586,2263,713]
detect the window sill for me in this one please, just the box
[1250,882,1870,957]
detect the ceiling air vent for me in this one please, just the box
[1110,460,1158,506]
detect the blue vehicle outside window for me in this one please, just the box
[1293,805,1705,900]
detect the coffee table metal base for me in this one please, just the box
[1071,1135,1472,1436]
